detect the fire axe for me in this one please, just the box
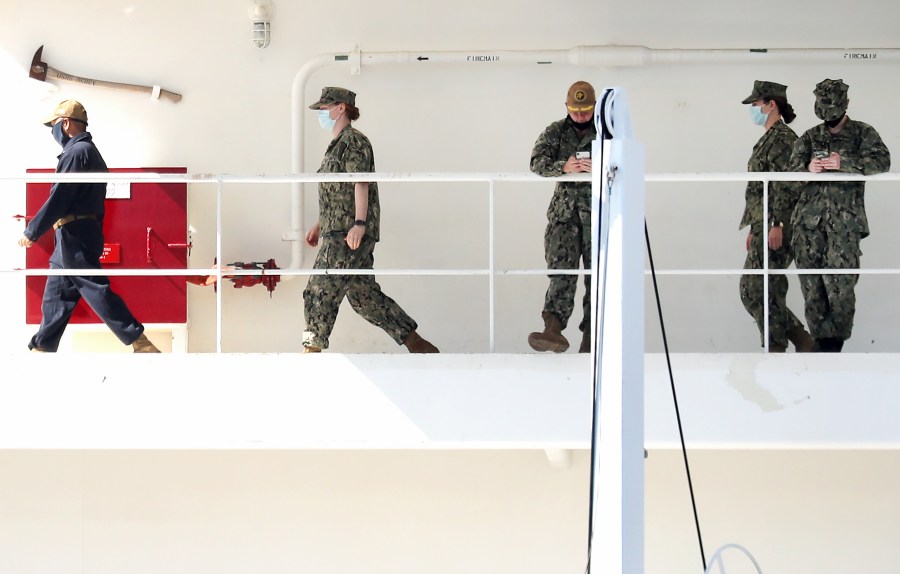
[29,45,182,103]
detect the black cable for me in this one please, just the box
[584,202,608,574]
[645,220,707,571]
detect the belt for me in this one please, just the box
[53,214,97,230]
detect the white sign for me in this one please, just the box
[105,181,131,199]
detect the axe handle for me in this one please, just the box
[47,66,182,103]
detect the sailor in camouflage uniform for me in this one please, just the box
[789,79,891,352]
[527,81,597,354]
[738,80,815,352]
[302,87,438,353]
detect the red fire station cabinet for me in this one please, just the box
[25,167,188,324]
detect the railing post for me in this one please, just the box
[488,178,496,352]
[216,177,224,354]
[762,178,770,352]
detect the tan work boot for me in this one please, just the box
[404,331,439,353]
[528,311,570,353]
[787,325,817,353]
[132,333,161,353]
[578,329,591,354]
[303,345,321,353]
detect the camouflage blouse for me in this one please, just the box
[530,117,596,223]
[739,121,801,232]
[789,118,891,238]
[317,125,381,241]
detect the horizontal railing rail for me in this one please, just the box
[4,171,898,352]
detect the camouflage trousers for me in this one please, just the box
[739,227,805,347]
[303,233,417,350]
[542,210,591,332]
[792,224,861,340]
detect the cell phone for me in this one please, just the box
[813,150,829,159]
[575,151,590,159]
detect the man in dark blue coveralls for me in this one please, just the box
[18,100,160,353]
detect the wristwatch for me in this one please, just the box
[354,219,366,227]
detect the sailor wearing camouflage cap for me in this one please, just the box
[813,78,850,124]
[741,80,788,105]
[308,86,356,109]
[738,80,815,353]
[302,87,439,354]
[788,79,892,352]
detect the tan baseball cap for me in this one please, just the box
[41,99,88,127]
[566,81,596,112]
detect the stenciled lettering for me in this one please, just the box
[466,55,501,63]
[843,52,877,60]
[54,71,95,86]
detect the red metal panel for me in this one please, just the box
[25,167,188,324]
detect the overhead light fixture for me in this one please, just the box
[248,0,275,49]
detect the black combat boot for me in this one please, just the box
[815,337,845,352]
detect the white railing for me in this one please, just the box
[648,171,900,351]
[4,170,898,352]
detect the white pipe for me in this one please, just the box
[289,44,900,269]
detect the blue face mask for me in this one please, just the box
[51,120,70,146]
[317,109,336,131]
[748,104,768,126]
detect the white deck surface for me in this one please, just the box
[3,352,898,450]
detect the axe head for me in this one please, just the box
[29,45,48,82]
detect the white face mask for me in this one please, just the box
[748,104,768,126]
[317,108,337,131]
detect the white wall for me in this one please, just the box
[3,4,900,572]
[1,449,898,574]
[3,0,900,354]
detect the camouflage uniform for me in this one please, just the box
[302,124,417,350]
[788,79,891,343]
[530,117,597,333]
[739,120,805,348]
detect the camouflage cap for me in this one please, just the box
[566,81,596,112]
[814,78,849,122]
[741,80,788,104]
[308,87,356,109]
[41,99,88,126]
